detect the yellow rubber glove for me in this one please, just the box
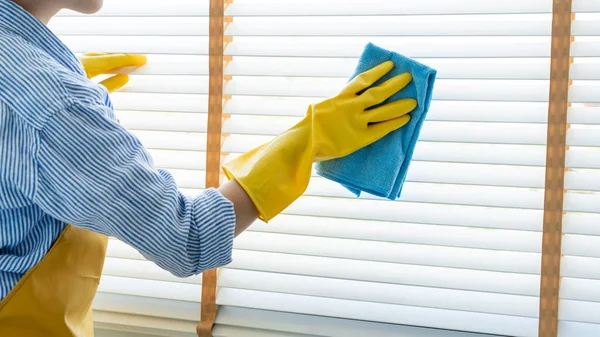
[223,61,417,222]
[79,52,147,93]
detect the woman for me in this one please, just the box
[0,0,416,335]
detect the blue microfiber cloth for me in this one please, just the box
[316,43,437,199]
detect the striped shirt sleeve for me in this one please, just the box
[32,99,236,277]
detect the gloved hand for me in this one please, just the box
[223,60,417,221]
[79,52,147,93]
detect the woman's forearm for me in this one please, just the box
[218,180,258,237]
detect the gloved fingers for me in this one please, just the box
[365,115,411,145]
[98,74,130,93]
[363,98,417,123]
[110,54,147,69]
[81,54,147,78]
[82,52,105,57]
[340,61,394,95]
[359,72,412,108]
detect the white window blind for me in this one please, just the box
[49,1,600,337]
[558,7,600,337]
[214,1,561,337]
[53,1,211,336]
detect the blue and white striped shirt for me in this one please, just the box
[0,0,235,300]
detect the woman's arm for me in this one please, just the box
[218,180,258,237]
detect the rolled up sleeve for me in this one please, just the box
[32,100,235,277]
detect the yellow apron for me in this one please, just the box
[0,224,108,337]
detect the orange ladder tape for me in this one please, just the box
[197,0,226,336]
[538,0,573,336]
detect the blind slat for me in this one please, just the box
[569,107,600,124]
[306,179,544,209]
[567,149,600,169]
[107,240,144,260]
[217,269,539,317]
[413,143,547,166]
[559,300,600,324]
[572,0,600,13]
[147,149,207,170]
[53,17,556,37]
[145,169,206,189]
[233,232,540,274]
[225,0,553,16]
[571,41,600,57]
[62,36,209,54]
[221,19,552,37]
[564,213,600,236]
[559,321,600,337]
[565,170,600,192]
[102,257,203,284]
[224,57,552,80]
[571,63,600,80]
[94,312,198,337]
[564,192,600,214]
[567,128,600,147]
[225,37,554,58]
[111,93,208,113]
[229,250,541,296]
[100,55,209,75]
[58,0,209,17]
[216,288,538,337]
[561,256,600,280]
[130,130,206,151]
[286,196,542,231]
[213,325,319,337]
[561,277,600,303]
[50,17,208,36]
[563,235,600,259]
[98,276,200,302]
[252,215,541,252]
[215,306,499,337]
[118,110,207,132]
[572,19,600,35]
[122,76,208,94]
[93,293,199,322]
[58,0,559,17]
[569,85,600,103]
